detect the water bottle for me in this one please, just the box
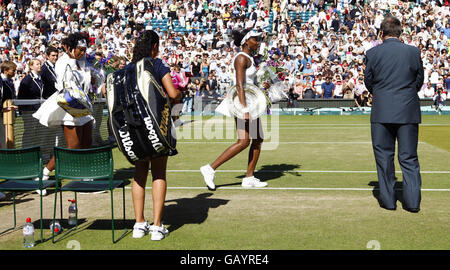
[68,199,77,226]
[49,220,63,235]
[23,217,35,248]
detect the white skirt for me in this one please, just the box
[33,92,94,127]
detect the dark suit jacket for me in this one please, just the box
[364,38,424,124]
[1,77,15,105]
[40,61,58,99]
[18,74,43,111]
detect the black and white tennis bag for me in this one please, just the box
[106,57,177,164]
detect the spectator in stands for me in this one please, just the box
[321,76,335,99]
[207,71,219,98]
[200,57,210,78]
[182,80,195,114]
[354,90,370,108]
[419,82,436,99]
[293,72,304,99]
[314,73,324,99]
[342,75,355,99]
[353,75,367,97]
[433,87,447,110]
[333,75,344,99]
[191,54,202,77]
[302,62,315,82]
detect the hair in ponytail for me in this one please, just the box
[231,29,251,47]
[131,30,160,63]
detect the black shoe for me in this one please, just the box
[405,207,420,213]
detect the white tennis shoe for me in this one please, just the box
[150,224,169,241]
[200,164,216,190]
[34,173,49,196]
[132,221,151,238]
[242,176,268,188]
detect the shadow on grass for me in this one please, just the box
[368,180,407,210]
[35,193,229,240]
[0,192,34,208]
[216,163,302,188]
[163,193,229,233]
[29,218,133,244]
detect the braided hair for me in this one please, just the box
[131,30,160,63]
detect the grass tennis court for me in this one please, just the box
[1,115,449,250]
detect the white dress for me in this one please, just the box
[33,53,94,127]
[216,51,263,118]
[231,52,257,86]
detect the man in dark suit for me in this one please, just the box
[39,46,65,161]
[364,15,424,213]
[40,46,59,99]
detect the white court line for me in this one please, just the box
[117,169,450,174]
[123,187,450,192]
[277,124,450,126]
[180,127,371,129]
[187,123,450,127]
[178,141,427,144]
[178,141,374,144]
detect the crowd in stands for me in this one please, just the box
[0,0,449,112]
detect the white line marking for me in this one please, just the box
[178,141,374,144]
[276,124,450,126]
[117,169,450,174]
[174,170,450,174]
[187,123,450,127]
[178,141,435,146]
[123,187,450,191]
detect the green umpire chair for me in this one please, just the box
[51,145,128,244]
[0,146,55,243]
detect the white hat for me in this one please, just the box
[240,30,262,46]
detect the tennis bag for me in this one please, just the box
[106,57,177,164]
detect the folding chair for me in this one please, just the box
[0,146,55,242]
[51,145,127,244]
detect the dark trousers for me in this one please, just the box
[371,123,422,209]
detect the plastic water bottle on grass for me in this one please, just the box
[68,199,77,226]
[49,220,63,235]
[23,217,35,248]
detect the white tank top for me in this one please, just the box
[232,52,257,86]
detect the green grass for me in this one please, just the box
[1,115,449,250]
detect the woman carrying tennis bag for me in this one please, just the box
[106,30,181,241]
[106,56,177,164]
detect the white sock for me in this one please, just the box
[135,221,146,226]
[43,167,51,176]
